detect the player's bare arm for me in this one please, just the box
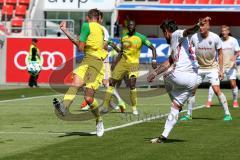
[147,57,173,82]
[149,44,157,69]
[218,48,224,80]
[183,16,211,37]
[108,40,121,54]
[60,21,85,52]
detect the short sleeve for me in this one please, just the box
[137,33,152,47]
[79,23,90,42]
[102,26,109,41]
[233,38,240,52]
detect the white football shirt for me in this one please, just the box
[191,32,222,70]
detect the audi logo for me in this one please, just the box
[14,51,66,70]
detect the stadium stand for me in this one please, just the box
[185,0,197,4]
[15,5,27,18]
[1,4,14,21]
[0,0,33,34]
[18,0,30,9]
[198,0,209,4]
[223,0,235,4]
[211,0,222,4]
[6,0,17,9]
[11,16,23,32]
[0,0,4,9]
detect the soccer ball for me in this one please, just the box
[26,61,41,75]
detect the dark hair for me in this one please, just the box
[32,38,38,43]
[99,10,103,19]
[87,8,100,19]
[160,20,178,33]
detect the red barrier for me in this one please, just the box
[6,37,74,84]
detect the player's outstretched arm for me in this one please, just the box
[148,44,157,69]
[183,16,211,37]
[60,21,85,52]
[108,40,121,54]
[147,57,173,82]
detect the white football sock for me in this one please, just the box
[162,107,179,138]
[217,93,230,115]
[232,86,238,102]
[208,86,214,102]
[187,96,195,116]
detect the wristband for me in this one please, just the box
[152,59,157,62]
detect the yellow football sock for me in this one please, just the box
[63,86,78,108]
[103,86,114,107]
[89,98,102,122]
[130,88,137,108]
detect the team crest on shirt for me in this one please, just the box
[208,41,212,45]
[123,41,132,49]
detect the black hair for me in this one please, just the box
[32,38,38,43]
[160,19,178,33]
[87,8,100,19]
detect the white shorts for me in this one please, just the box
[224,68,237,80]
[164,71,198,106]
[197,69,220,86]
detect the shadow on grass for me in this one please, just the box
[192,117,216,120]
[58,132,96,138]
[144,138,186,143]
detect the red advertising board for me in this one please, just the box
[6,37,74,84]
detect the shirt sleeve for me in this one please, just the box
[102,26,109,42]
[233,38,240,52]
[79,22,90,42]
[137,33,152,47]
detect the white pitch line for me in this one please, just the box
[0,94,62,103]
[0,105,205,135]
[91,104,205,134]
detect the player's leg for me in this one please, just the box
[129,75,138,115]
[28,75,34,87]
[206,85,214,108]
[230,79,239,108]
[84,88,104,137]
[209,71,232,120]
[53,74,84,116]
[180,74,202,121]
[180,89,196,121]
[211,85,232,121]
[228,68,239,108]
[102,78,118,109]
[151,72,198,143]
[103,60,126,110]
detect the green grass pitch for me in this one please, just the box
[0,88,240,160]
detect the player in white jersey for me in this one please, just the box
[180,19,232,121]
[147,18,209,143]
[207,25,240,108]
[80,11,126,111]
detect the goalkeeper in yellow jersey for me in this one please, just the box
[103,20,157,115]
[53,9,106,137]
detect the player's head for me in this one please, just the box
[127,20,136,36]
[220,25,231,39]
[160,20,178,44]
[32,38,38,45]
[87,8,100,22]
[199,18,210,35]
[98,10,103,24]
